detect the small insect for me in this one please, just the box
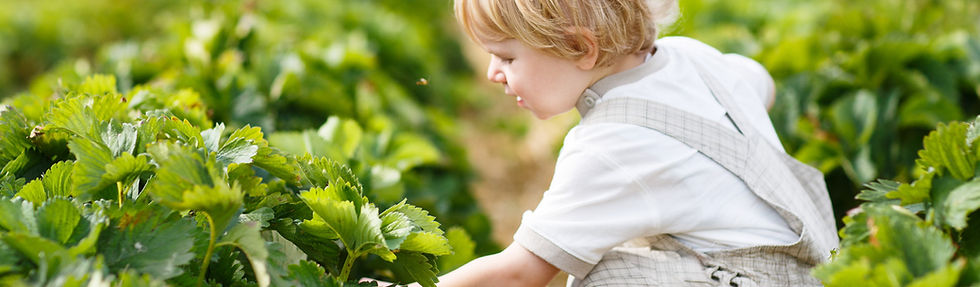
[416,78,429,86]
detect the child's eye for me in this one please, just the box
[502,57,514,63]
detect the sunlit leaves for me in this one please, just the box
[918,122,975,180]
[99,215,196,279]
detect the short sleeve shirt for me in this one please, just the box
[512,37,799,279]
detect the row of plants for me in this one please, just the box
[0,0,497,257]
[813,117,980,286]
[674,0,980,223]
[0,75,474,286]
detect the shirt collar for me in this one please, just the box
[576,45,670,117]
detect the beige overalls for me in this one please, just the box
[569,61,840,286]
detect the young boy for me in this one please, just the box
[430,0,839,286]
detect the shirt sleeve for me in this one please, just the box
[513,132,665,278]
[722,53,775,109]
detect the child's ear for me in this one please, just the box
[568,27,599,70]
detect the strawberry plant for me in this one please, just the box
[813,117,980,286]
[0,75,471,286]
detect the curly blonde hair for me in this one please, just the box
[455,0,679,68]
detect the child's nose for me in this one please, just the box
[486,58,505,83]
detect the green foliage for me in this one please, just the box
[0,76,464,286]
[814,117,980,285]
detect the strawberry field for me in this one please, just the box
[1,0,979,286]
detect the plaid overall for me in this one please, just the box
[570,62,840,286]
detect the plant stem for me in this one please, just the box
[339,250,357,282]
[198,213,218,287]
[116,181,124,208]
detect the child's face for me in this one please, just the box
[480,38,595,120]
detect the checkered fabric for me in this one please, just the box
[572,63,839,286]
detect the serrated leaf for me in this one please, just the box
[380,211,412,250]
[887,171,935,205]
[99,216,197,279]
[301,192,385,256]
[438,227,476,273]
[918,122,975,180]
[389,252,439,287]
[382,201,442,235]
[1,232,67,264]
[161,118,205,148]
[906,262,962,287]
[79,74,118,95]
[241,207,275,228]
[216,137,259,167]
[68,137,114,199]
[0,172,26,197]
[941,178,980,230]
[253,146,301,185]
[297,156,364,204]
[144,142,219,206]
[219,221,271,287]
[858,179,901,202]
[201,123,226,153]
[0,105,32,168]
[16,179,46,205]
[318,116,363,159]
[101,120,137,157]
[36,198,82,244]
[384,133,440,172]
[874,209,956,277]
[47,96,96,139]
[41,161,74,198]
[102,153,153,188]
[0,198,36,233]
[399,232,451,256]
[286,260,336,287]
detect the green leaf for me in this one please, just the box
[384,133,440,172]
[99,216,197,279]
[858,179,901,202]
[905,262,962,287]
[874,208,956,277]
[79,74,118,95]
[161,117,205,148]
[219,221,272,287]
[301,191,385,255]
[241,207,275,228]
[253,146,301,185]
[941,178,980,230]
[389,252,439,287]
[0,198,36,233]
[318,116,363,159]
[36,198,82,244]
[887,171,935,205]
[102,153,153,188]
[68,137,114,199]
[41,161,74,198]
[297,156,364,204]
[144,142,219,207]
[216,136,259,167]
[201,123,226,153]
[101,120,137,157]
[47,96,96,139]
[399,232,451,256]
[1,232,67,265]
[382,200,442,235]
[918,122,976,180]
[16,179,46,205]
[380,211,413,250]
[0,172,26,197]
[438,227,476,273]
[0,105,32,168]
[286,260,336,287]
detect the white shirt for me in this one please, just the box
[513,37,798,278]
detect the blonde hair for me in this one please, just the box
[455,0,679,68]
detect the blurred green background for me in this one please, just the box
[1,0,979,282]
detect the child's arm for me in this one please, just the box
[418,242,560,287]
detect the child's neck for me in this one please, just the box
[589,49,653,86]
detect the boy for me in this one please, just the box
[417,0,838,286]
